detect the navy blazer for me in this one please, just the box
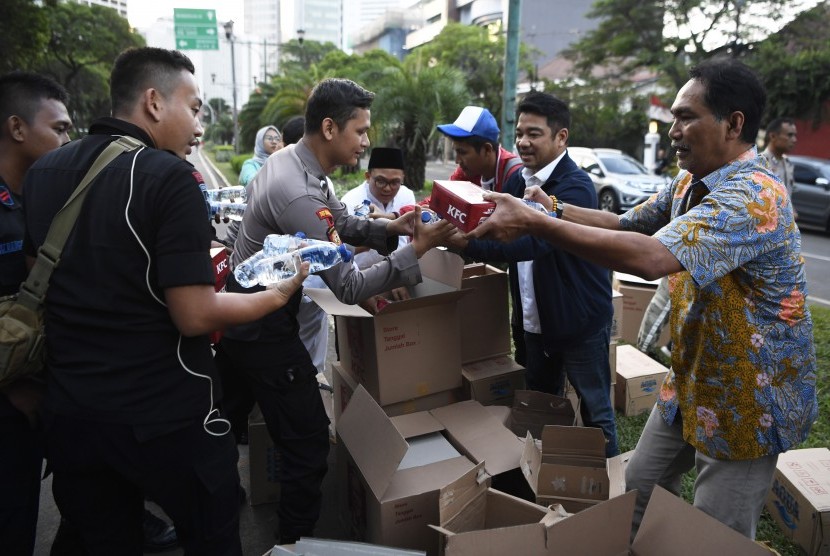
[465,151,613,348]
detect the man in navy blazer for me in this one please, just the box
[448,91,618,456]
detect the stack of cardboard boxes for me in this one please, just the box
[253,248,773,555]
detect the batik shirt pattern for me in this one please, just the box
[620,147,817,460]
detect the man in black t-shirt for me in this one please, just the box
[0,71,71,556]
[23,47,307,555]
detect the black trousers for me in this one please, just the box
[0,396,42,556]
[216,335,330,542]
[44,414,242,556]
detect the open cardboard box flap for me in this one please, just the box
[632,486,772,555]
[337,385,409,500]
[541,425,607,460]
[430,401,525,478]
[304,248,467,317]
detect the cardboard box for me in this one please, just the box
[609,340,617,385]
[429,485,767,555]
[248,417,282,506]
[337,386,524,555]
[306,249,467,406]
[610,289,623,341]
[615,272,670,347]
[459,264,511,363]
[506,390,579,440]
[521,425,609,510]
[429,181,496,233]
[332,361,465,426]
[269,539,425,555]
[614,344,668,417]
[461,356,525,407]
[765,447,830,555]
[429,464,563,556]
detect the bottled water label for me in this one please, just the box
[209,201,247,222]
[205,186,247,203]
[353,199,372,218]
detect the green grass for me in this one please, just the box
[203,143,239,185]
[615,304,830,555]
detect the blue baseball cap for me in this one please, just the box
[437,106,500,143]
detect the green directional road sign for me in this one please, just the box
[174,8,219,50]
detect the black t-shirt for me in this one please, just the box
[0,182,26,296]
[23,118,217,425]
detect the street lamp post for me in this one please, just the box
[297,28,305,66]
[223,20,239,154]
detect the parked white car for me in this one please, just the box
[569,147,670,213]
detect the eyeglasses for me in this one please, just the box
[264,135,281,142]
[372,177,402,188]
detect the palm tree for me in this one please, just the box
[370,54,470,190]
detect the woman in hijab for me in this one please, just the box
[238,125,282,185]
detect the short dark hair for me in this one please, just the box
[688,57,766,144]
[110,47,195,115]
[0,72,68,138]
[516,91,571,135]
[281,115,305,146]
[453,135,499,153]
[304,78,374,136]
[766,117,796,134]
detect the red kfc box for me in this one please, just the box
[210,247,230,344]
[429,180,496,233]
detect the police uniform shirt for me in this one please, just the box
[23,118,217,427]
[225,140,422,341]
[0,181,26,296]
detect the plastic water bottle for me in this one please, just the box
[420,210,442,224]
[236,243,353,287]
[205,186,247,203]
[233,250,271,288]
[353,199,372,218]
[209,201,247,222]
[263,232,308,255]
[523,199,554,216]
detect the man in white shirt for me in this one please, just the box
[341,147,416,266]
[340,147,416,308]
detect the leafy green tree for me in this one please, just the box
[413,22,536,124]
[565,0,803,90]
[372,52,470,189]
[0,0,50,72]
[749,2,830,124]
[545,78,650,155]
[39,2,144,130]
[279,39,339,75]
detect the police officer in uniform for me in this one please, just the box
[0,71,72,556]
[23,48,307,555]
[217,78,454,543]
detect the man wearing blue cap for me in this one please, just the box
[437,106,522,193]
[437,106,525,362]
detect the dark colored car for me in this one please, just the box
[790,155,830,232]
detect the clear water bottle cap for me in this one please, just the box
[362,199,371,206]
[336,243,353,263]
[421,211,433,223]
[295,231,307,239]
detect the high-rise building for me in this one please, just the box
[281,0,343,49]
[70,0,127,18]
[389,0,595,69]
